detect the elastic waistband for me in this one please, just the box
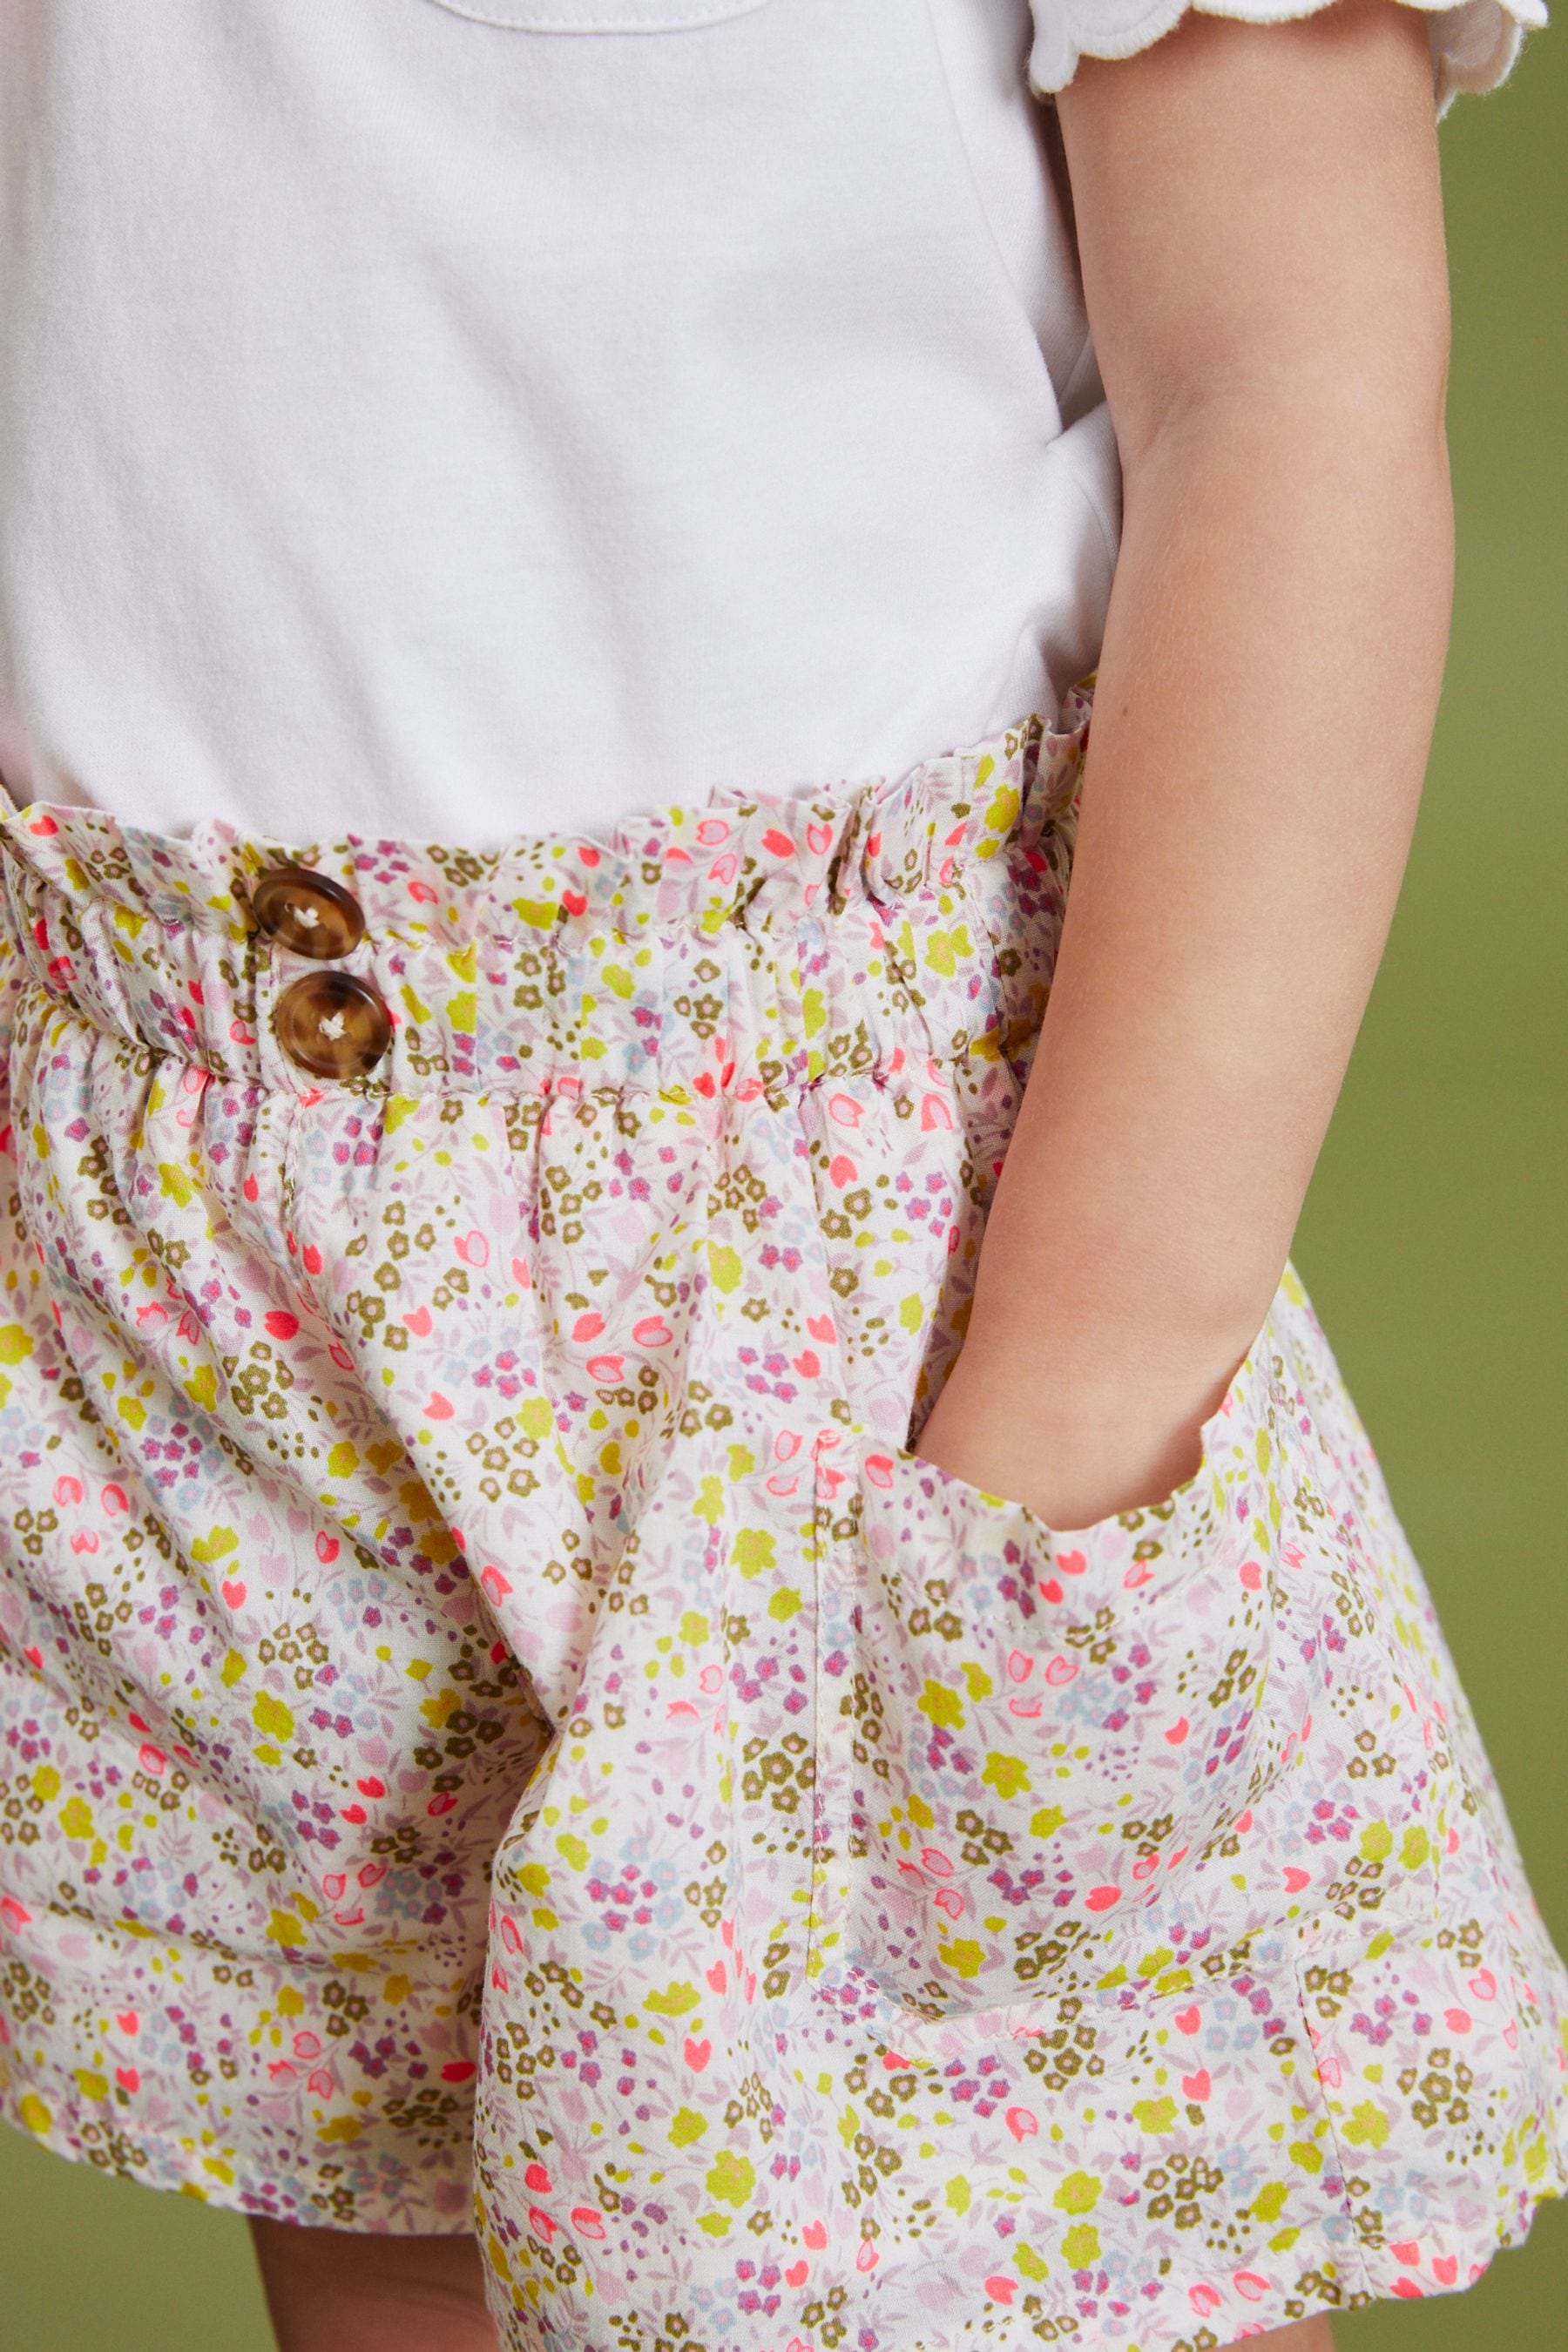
[0,697,1088,1098]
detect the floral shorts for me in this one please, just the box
[2,699,1565,2352]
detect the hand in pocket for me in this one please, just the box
[911,1304,1261,1531]
[811,1300,1296,2034]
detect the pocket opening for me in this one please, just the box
[809,1295,1295,2034]
[896,1285,1282,1553]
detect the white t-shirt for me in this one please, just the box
[0,0,1536,848]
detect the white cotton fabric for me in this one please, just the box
[0,0,1539,848]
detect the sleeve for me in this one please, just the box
[1025,0,1546,117]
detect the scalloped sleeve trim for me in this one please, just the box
[1027,0,1546,116]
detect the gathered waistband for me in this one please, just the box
[0,697,1088,1099]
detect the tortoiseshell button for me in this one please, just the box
[275,971,392,1081]
[250,866,366,960]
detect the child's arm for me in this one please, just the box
[916,0,1452,1527]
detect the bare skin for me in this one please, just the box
[250,2219,502,2352]
[920,2,1451,1532]
[251,3,1450,2348]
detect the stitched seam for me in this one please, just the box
[918,0,1053,337]
[420,0,767,29]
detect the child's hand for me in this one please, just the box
[911,1317,1236,1533]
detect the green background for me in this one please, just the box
[3,27,1565,2349]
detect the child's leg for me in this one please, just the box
[250,2220,500,2352]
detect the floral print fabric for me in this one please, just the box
[1,694,1565,2349]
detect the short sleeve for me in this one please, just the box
[1026,0,1546,116]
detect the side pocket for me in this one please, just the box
[810,1298,1301,2036]
[794,1912,1369,2339]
